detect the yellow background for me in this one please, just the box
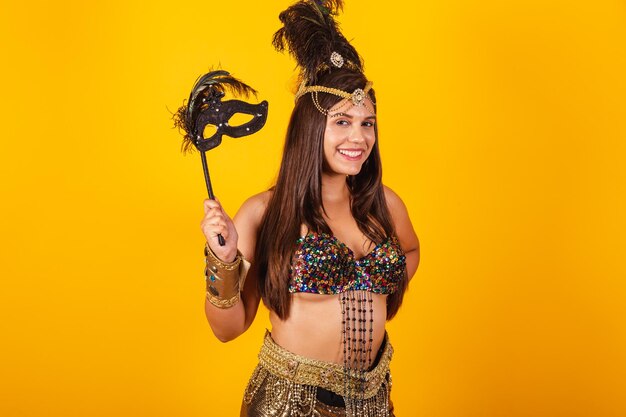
[1,0,625,415]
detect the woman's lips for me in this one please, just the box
[338,149,364,160]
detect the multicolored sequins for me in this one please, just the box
[289,231,406,295]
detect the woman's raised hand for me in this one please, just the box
[201,198,239,262]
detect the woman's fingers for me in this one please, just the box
[207,225,228,239]
[202,207,223,222]
[200,197,238,261]
[203,198,222,214]
[202,218,228,233]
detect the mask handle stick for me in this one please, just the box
[200,151,226,246]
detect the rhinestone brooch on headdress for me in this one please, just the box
[330,51,344,68]
[351,88,365,105]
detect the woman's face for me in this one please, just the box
[322,97,376,177]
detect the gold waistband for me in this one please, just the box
[257,330,393,400]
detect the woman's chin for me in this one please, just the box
[324,168,362,178]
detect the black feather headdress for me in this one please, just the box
[272,0,363,85]
[173,70,258,153]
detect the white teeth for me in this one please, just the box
[338,150,363,158]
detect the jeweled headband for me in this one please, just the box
[295,78,374,116]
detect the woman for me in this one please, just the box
[199,1,419,416]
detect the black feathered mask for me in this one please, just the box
[173,69,269,245]
[174,70,269,153]
[195,91,269,152]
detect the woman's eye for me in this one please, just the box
[363,121,375,127]
[336,120,349,126]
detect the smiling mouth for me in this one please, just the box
[338,149,364,158]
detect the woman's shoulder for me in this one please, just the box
[382,184,406,214]
[382,184,414,235]
[233,190,274,262]
[242,189,273,209]
[382,184,419,254]
[235,190,273,226]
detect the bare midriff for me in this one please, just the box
[269,291,388,365]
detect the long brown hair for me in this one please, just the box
[255,69,408,320]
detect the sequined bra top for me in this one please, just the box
[288,231,406,295]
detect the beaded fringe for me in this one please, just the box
[342,290,382,417]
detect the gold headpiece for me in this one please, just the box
[295,80,374,116]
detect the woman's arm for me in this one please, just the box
[200,192,269,342]
[384,186,420,280]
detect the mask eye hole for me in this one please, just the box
[203,124,218,139]
[228,113,254,127]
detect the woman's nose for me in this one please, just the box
[348,128,365,143]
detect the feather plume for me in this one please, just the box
[272,0,363,84]
[311,0,343,15]
[173,70,257,153]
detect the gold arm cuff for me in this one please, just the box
[204,243,250,309]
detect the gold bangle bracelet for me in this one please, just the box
[206,292,240,309]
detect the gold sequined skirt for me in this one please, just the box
[240,331,395,417]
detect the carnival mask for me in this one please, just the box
[194,91,269,152]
